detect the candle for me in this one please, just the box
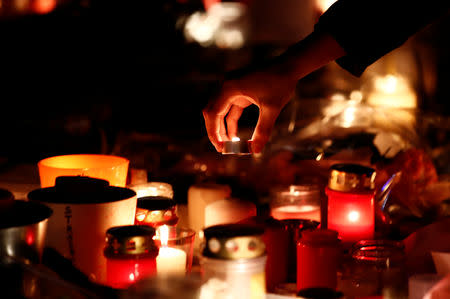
[270,185,321,223]
[326,164,376,247]
[156,225,187,276]
[204,197,256,228]
[104,225,159,289]
[297,229,341,291]
[221,137,252,155]
[367,74,417,109]
[188,183,231,250]
[271,205,321,222]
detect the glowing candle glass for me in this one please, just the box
[38,154,129,187]
[155,225,195,276]
[270,185,321,223]
[104,225,159,289]
[326,164,376,247]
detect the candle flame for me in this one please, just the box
[231,137,240,142]
[348,210,360,223]
[160,225,169,247]
[129,273,135,281]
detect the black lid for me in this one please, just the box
[137,196,176,211]
[0,200,52,229]
[106,225,156,238]
[28,176,136,204]
[0,188,14,201]
[297,288,344,299]
[203,223,264,239]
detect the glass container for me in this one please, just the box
[270,184,321,222]
[154,225,196,276]
[326,164,376,247]
[339,239,407,299]
[199,223,267,299]
[38,154,129,187]
[104,225,159,289]
[297,229,341,292]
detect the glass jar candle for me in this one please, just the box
[128,182,174,199]
[200,224,267,299]
[326,164,376,247]
[134,196,178,227]
[339,240,407,298]
[297,229,341,292]
[270,184,321,223]
[104,225,159,289]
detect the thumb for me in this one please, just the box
[251,106,280,154]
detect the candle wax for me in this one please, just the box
[271,205,321,222]
[156,246,187,275]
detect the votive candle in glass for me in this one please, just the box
[326,164,376,247]
[270,184,321,222]
[104,225,159,289]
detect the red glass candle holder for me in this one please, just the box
[104,225,159,289]
[297,229,341,292]
[326,187,375,246]
[326,164,376,247]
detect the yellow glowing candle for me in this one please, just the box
[156,225,187,276]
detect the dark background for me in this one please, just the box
[0,0,449,166]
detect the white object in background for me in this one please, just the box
[432,251,450,276]
[188,183,231,234]
[204,198,256,228]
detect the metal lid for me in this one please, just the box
[221,140,252,155]
[135,197,178,226]
[328,163,376,192]
[202,224,265,260]
[104,225,159,257]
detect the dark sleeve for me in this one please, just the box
[315,0,450,76]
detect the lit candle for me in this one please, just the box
[104,225,159,289]
[156,225,187,276]
[367,74,417,109]
[326,164,376,247]
[270,185,321,223]
[221,137,252,155]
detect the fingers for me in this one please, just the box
[203,94,233,152]
[251,106,280,154]
[226,105,244,139]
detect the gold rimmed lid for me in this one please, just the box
[104,225,159,257]
[202,224,265,260]
[328,163,376,192]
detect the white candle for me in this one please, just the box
[156,225,187,276]
[156,247,187,276]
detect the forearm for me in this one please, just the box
[274,30,347,81]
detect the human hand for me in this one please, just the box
[202,66,298,154]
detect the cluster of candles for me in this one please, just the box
[35,154,382,297]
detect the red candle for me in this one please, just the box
[325,164,376,247]
[106,258,157,289]
[297,229,341,292]
[239,216,290,292]
[104,225,159,289]
[326,187,374,244]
